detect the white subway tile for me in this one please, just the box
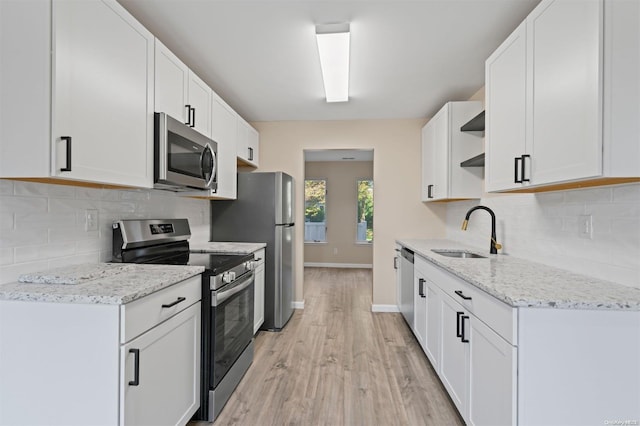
[48,252,100,270]
[0,196,48,213]
[14,243,76,263]
[0,229,48,248]
[612,183,640,203]
[564,187,612,204]
[0,213,14,230]
[587,203,640,218]
[0,248,14,265]
[49,228,99,243]
[120,190,150,202]
[0,260,49,285]
[75,187,106,200]
[0,180,13,195]
[15,212,76,229]
[48,198,100,213]
[13,181,76,198]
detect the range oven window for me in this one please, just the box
[211,272,254,388]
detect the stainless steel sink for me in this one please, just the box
[431,249,486,259]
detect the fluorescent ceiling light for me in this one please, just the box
[315,23,350,103]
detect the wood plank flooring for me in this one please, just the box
[197,267,463,426]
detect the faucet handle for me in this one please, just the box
[492,238,502,251]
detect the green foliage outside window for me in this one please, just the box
[357,180,373,242]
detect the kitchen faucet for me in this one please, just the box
[461,205,502,254]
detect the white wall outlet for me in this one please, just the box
[333,247,338,255]
[85,209,99,232]
[578,214,593,239]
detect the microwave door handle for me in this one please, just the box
[212,272,254,307]
[201,143,216,188]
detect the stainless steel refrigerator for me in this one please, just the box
[210,172,295,331]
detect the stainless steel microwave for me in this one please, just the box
[154,112,218,192]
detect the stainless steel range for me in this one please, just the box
[112,218,255,421]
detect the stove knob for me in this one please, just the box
[222,272,234,284]
[244,261,255,271]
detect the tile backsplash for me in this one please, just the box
[446,183,640,289]
[0,180,210,284]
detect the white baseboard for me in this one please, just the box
[371,304,399,313]
[304,262,373,269]
[292,300,305,309]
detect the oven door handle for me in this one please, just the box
[212,272,254,307]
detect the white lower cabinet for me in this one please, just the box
[424,281,441,370]
[0,275,202,426]
[253,248,266,334]
[468,313,517,426]
[439,294,469,416]
[404,250,639,425]
[413,273,427,349]
[121,303,201,425]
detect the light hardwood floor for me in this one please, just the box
[199,267,463,426]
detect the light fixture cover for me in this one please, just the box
[315,23,350,103]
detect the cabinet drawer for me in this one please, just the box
[120,275,202,344]
[417,256,516,345]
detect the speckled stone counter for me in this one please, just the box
[190,241,266,254]
[398,239,640,311]
[0,263,205,305]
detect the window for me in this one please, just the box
[304,179,327,242]
[357,179,373,242]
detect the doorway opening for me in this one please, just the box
[303,149,374,270]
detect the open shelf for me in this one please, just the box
[460,110,485,132]
[460,153,485,167]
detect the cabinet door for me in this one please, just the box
[421,122,436,201]
[485,21,527,192]
[53,0,154,188]
[424,281,441,371]
[211,92,238,199]
[254,263,265,334]
[237,117,258,166]
[468,315,517,426]
[528,0,602,185]
[246,124,260,167]
[413,274,427,348]
[188,71,212,138]
[439,294,469,418]
[431,105,449,200]
[155,38,189,124]
[121,302,201,426]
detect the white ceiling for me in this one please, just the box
[117,0,540,122]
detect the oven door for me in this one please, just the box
[210,271,254,388]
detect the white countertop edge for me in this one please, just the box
[189,241,267,254]
[0,265,205,305]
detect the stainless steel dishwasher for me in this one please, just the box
[399,247,415,328]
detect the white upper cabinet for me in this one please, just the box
[485,0,640,192]
[485,22,527,192]
[155,39,212,138]
[0,0,154,188]
[421,101,484,202]
[237,117,259,167]
[211,91,239,199]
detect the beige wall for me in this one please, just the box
[251,119,447,307]
[304,161,373,266]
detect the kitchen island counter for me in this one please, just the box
[398,238,640,311]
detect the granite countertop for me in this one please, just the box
[398,239,640,311]
[0,263,205,305]
[189,241,266,254]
